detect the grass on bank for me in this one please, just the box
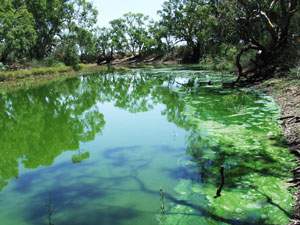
[0,63,130,93]
[0,63,123,82]
[0,65,72,81]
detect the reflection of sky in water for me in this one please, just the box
[96,102,186,148]
[0,71,295,225]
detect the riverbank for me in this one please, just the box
[0,64,111,82]
[0,64,129,92]
[258,77,300,225]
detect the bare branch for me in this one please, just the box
[260,11,275,29]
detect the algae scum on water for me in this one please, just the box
[0,69,296,225]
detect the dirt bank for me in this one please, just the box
[259,78,300,225]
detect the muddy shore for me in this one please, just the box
[259,78,300,225]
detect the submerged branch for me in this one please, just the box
[214,166,225,198]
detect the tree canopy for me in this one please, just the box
[0,0,298,82]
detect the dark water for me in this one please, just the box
[0,69,295,225]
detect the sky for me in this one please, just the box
[93,0,165,27]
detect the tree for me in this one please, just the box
[64,44,80,69]
[234,0,299,83]
[76,27,97,63]
[149,21,176,53]
[109,18,128,55]
[158,0,217,63]
[24,0,98,59]
[123,12,152,56]
[95,27,114,64]
[107,13,155,57]
[0,0,37,63]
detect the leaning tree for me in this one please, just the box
[235,0,299,84]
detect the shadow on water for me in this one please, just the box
[130,174,269,225]
[103,146,140,167]
[25,183,108,222]
[164,165,201,182]
[0,70,295,224]
[25,168,269,225]
[252,186,295,220]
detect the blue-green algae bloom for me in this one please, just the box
[0,68,295,225]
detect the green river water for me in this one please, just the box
[0,68,296,225]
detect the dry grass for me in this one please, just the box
[0,65,72,81]
[0,64,119,81]
[0,64,130,93]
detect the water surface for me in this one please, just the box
[0,69,295,225]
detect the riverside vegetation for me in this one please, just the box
[0,0,299,84]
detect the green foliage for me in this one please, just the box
[0,0,297,80]
[24,0,98,59]
[28,57,65,68]
[233,0,299,82]
[109,18,128,54]
[158,0,218,62]
[95,27,114,63]
[122,12,152,56]
[72,152,90,164]
[72,63,82,71]
[0,0,98,64]
[43,56,64,67]
[75,27,97,63]
[0,1,37,63]
[96,12,158,59]
[199,57,235,71]
[0,63,7,71]
[62,43,80,69]
[0,66,72,81]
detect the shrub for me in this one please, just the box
[0,62,7,71]
[72,64,82,71]
[63,44,80,69]
[44,56,62,67]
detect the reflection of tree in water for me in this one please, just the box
[0,78,105,189]
[90,72,293,187]
[87,72,294,224]
[0,71,295,224]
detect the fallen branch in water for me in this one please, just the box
[279,115,295,120]
[214,166,225,198]
[279,115,300,125]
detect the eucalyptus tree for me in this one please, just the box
[0,0,36,63]
[109,18,128,55]
[148,21,175,53]
[23,0,98,59]
[76,27,97,63]
[109,13,154,57]
[158,0,218,62]
[95,27,114,64]
[234,0,299,83]
[122,12,153,56]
